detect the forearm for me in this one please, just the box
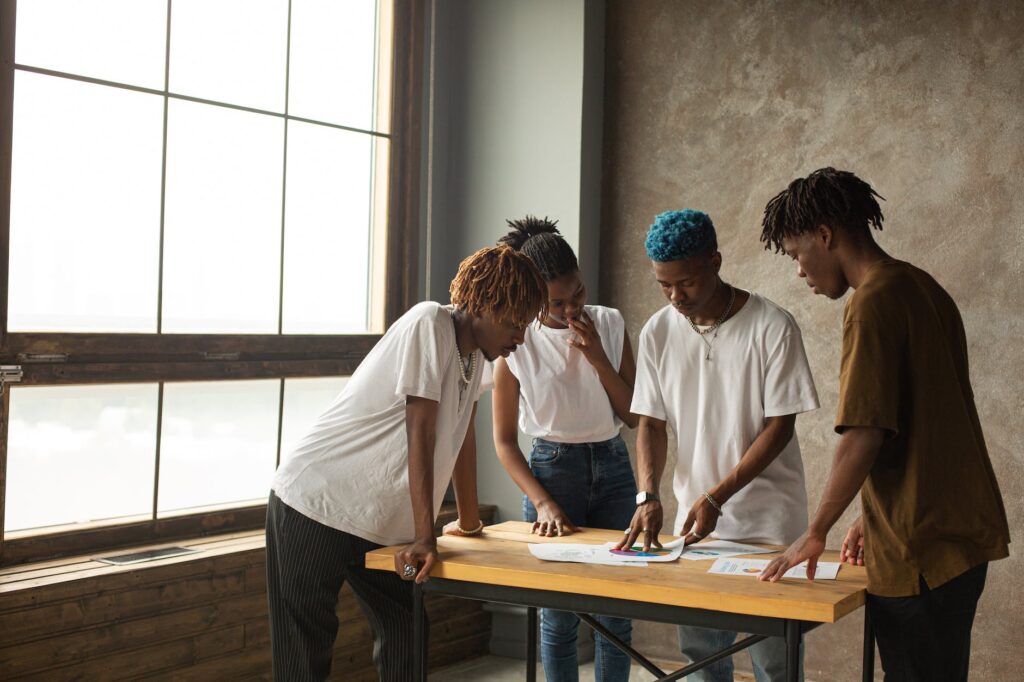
[406,398,438,542]
[636,417,668,493]
[807,427,883,538]
[495,441,552,508]
[407,442,436,541]
[593,359,637,426]
[451,433,480,529]
[710,415,795,504]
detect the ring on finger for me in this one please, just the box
[402,564,416,579]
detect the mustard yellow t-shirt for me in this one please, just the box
[836,260,1009,597]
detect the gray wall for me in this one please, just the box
[600,1,1023,678]
[422,0,605,523]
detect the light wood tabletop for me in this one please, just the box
[365,521,869,624]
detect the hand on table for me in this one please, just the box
[680,495,722,546]
[840,515,865,566]
[532,500,578,537]
[615,500,663,552]
[758,531,826,582]
[394,537,438,584]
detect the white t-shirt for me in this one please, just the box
[630,293,819,545]
[272,302,492,546]
[504,305,625,444]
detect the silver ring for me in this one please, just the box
[402,564,416,578]
[693,531,706,540]
[642,528,650,533]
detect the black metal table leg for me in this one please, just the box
[863,604,875,681]
[785,620,800,682]
[413,582,426,682]
[526,606,538,681]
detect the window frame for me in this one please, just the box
[0,0,426,566]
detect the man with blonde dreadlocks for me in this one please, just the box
[757,167,1009,682]
[266,246,546,681]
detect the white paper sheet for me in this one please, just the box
[707,558,841,580]
[528,543,648,567]
[677,540,777,561]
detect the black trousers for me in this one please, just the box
[265,491,425,681]
[868,562,988,682]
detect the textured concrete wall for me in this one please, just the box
[600,1,1023,678]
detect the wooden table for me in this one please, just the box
[366,522,873,681]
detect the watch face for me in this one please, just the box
[636,492,648,504]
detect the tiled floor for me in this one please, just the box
[432,655,759,681]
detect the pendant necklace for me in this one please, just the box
[686,284,736,362]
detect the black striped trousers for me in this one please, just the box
[265,491,425,681]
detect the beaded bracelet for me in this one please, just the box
[457,519,485,535]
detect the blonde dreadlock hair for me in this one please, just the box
[449,246,547,328]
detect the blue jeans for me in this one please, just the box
[523,434,638,682]
[677,625,804,682]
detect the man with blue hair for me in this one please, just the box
[616,209,819,681]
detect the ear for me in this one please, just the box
[816,224,835,249]
[709,251,723,274]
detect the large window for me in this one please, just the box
[0,0,424,565]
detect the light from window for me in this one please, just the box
[8,72,164,333]
[14,0,166,89]
[169,0,289,113]
[289,0,380,131]
[157,379,280,515]
[280,376,350,462]
[4,384,158,533]
[161,99,285,333]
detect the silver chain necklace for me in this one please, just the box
[686,283,736,362]
[451,312,477,385]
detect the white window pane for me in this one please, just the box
[4,384,158,533]
[283,122,373,333]
[280,376,349,463]
[158,380,279,514]
[289,0,378,130]
[170,0,288,112]
[162,100,283,333]
[8,72,163,332]
[15,0,166,89]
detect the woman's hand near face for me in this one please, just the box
[568,310,611,369]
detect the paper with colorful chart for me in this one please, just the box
[707,557,841,580]
[601,542,685,562]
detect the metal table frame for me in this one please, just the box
[412,578,874,681]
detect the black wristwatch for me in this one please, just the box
[635,491,660,505]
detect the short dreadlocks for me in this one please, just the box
[760,167,885,253]
[498,215,579,281]
[449,246,547,329]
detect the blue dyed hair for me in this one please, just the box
[645,209,718,262]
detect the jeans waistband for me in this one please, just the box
[532,433,624,450]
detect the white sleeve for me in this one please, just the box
[629,324,667,421]
[395,315,447,402]
[600,307,626,373]
[763,327,820,418]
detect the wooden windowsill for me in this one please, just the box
[0,503,497,595]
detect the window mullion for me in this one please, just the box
[156,0,172,334]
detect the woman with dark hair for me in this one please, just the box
[494,216,639,682]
